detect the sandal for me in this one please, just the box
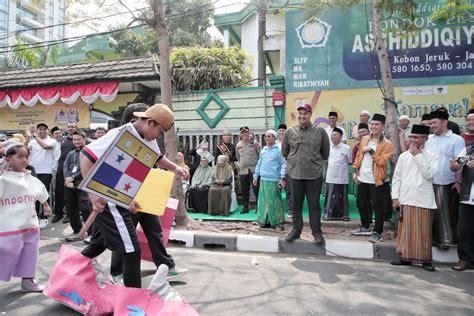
[452,260,473,271]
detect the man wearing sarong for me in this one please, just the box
[254,130,287,229]
[324,127,352,221]
[425,109,465,248]
[391,124,439,272]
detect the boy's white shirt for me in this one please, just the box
[0,170,48,233]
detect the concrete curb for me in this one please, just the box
[168,230,460,263]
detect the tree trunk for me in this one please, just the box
[371,0,401,165]
[151,0,188,227]
[257,0,266,86]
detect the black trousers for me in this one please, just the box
[457,203,474,264]
[289,176,323,235]
[240,172,259,207]
[356,182,390,234]
[65,188,92,234]
[35,174,52,219]
[110,212,175,277]
[81,203,141,288]
[53,169,65,216]
[285,174,293,213]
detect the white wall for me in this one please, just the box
[241,13,259,86]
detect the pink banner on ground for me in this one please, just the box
[44,245,116,315]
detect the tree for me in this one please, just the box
[166,0,214,47]
[109,26,159,58]
[1,38,63,70]
[171,46,252,91]
[118,0,232,227]
[256,0,267,86]
[110,0,214,58]
[431,0,473,22]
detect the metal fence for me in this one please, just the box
[177,128,361,196]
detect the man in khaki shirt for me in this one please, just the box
[281,104,330,244]
[236,126,261,213]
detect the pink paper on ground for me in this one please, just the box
[44,245,116,315]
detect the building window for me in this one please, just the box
[0,0,8,12]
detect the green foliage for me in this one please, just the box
[110,0,215,57]
[303,0,419,32]
[167,0,214,47]
[109,26,158,58]
[431,0,474,23]
[170,46,252,91]
[1,38,63,70]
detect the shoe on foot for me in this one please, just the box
[167,267,188,281]
[149,265,183,301]
[452,260,473,271]
[313,232,325,245]
[390,259,412,266]
[21,278,45,292]
[65,233,84,242]
[285,230,300,242]
[422,263,436,272]
[111,274,123,284]
[273,224,284,231]
[62,216,70,224]
[369,232,383,243]
[51,214,63,223]
[351,227,372,236]
[38,219,48,229]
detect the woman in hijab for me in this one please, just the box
[208,155,233,216]
[188,157,213,213]
[187,140,213,181]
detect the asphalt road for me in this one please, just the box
[0,237,473,315]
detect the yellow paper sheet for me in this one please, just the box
[135,169,175,216]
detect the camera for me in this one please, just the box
[456,156,472,165]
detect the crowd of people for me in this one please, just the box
[0,103,189,292]
[1,102,473,295]
[183,104,474,273]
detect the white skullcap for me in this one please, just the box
[3,141,23,153]
[399,115,410,121]
[265,129,277,138]
[361,110,370,117]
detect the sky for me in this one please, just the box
[69,0,251,39]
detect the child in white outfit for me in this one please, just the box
[0,142,51,292]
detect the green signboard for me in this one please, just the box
[285,1,474,92]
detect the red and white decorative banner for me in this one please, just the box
[0,81,119,109]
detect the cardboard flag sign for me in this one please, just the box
[79,126,159,209]
[135,169,175,216]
